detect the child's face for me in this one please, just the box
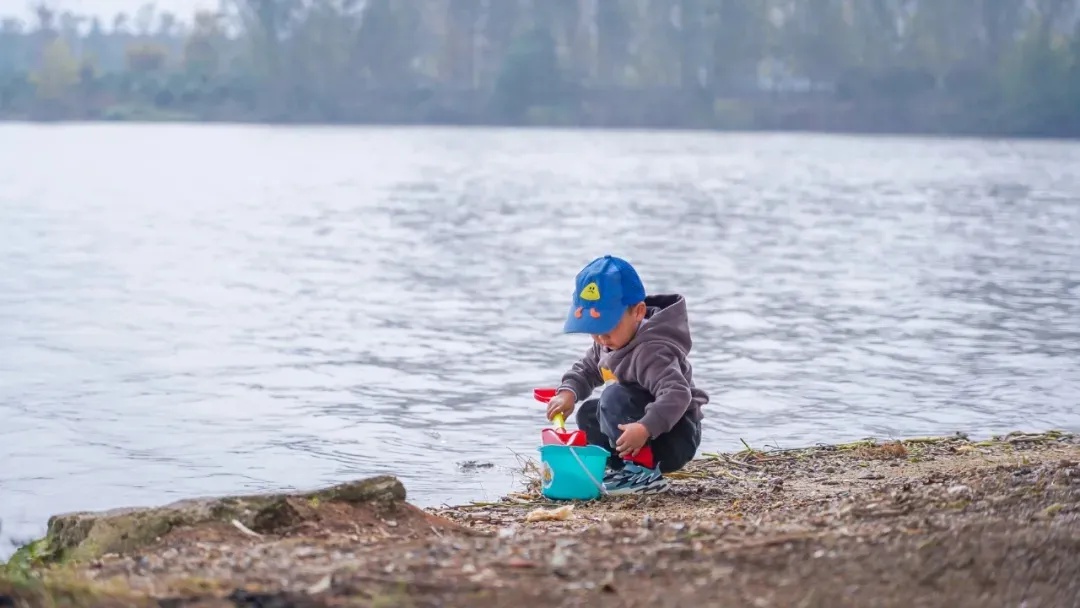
[592,302,647,350]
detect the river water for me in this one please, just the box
[1,124,1079,557]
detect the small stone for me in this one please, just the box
[507,557,537,568]
[566,576,595,588]
[468,568,497,583]
[549,549,569,569]
[947,485,971,496]
[306,574,332,595]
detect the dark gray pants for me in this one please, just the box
[575,382,701,473]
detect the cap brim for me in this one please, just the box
[562,302,623,335]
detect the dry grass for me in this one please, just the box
[503,452,545,502]
[855,440,909,460]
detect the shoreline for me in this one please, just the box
[2,116,1080,143]
[3,429,1078,607]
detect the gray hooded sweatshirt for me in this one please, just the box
[557,294,709,438]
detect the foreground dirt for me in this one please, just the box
[2,431,1078,608]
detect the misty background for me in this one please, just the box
[1,0,1079,135]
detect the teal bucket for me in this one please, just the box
[537,443,610,501]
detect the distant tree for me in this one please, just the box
[32,37,79,101]
[492,25,563,122]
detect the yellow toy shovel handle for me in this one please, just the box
[552,412,566,430]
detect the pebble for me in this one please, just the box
[549,548,570,569]
[306,574,332,594]
[507,557,537,568]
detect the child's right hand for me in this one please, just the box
[546,390,575,421]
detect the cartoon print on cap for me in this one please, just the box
[579,282,601,301]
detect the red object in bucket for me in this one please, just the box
[535,388,587,446]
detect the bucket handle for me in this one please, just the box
[564,445,609,497]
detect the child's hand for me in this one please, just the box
[546,390,575,421]
[615,423,650,458]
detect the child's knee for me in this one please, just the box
[574,398,599,426]
[598,382,651,416]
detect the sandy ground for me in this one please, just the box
[2,430,1078,608]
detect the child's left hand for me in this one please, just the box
[615,423,650,458]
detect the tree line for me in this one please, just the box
[1,0,1079,137]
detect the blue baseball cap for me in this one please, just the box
[563,255,647,334]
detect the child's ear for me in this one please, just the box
[631,302,647,320]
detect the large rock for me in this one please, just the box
[6,475,406,569]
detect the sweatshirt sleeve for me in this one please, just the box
[556,344,604,402]
[633,346,693,437]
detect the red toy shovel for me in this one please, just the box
[535,388,587,446]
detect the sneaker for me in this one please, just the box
[602,468,623,485]
[603,462,669,496]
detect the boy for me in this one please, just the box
[546,254,708,495]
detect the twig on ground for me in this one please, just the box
[230,519,263,539]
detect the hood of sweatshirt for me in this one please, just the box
[619,293,692,357]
